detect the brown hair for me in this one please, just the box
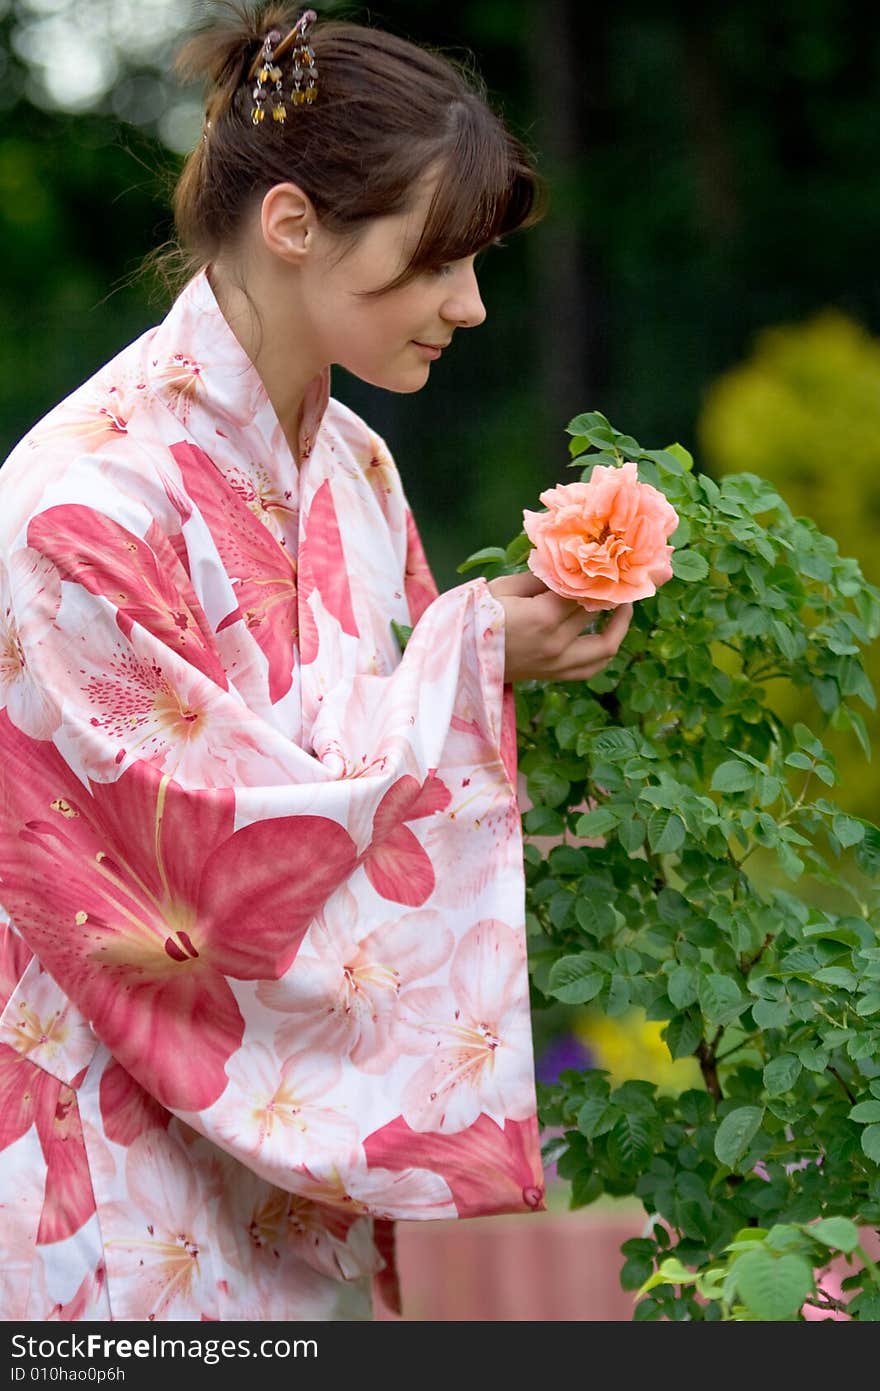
[147,2,544,297]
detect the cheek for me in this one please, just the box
[346,303,420,358]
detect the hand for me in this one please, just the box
[486,572,633,683]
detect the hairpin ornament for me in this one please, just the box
[250,10,318,127]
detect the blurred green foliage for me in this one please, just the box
[699,311,880,817]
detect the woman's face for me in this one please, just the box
[301,175,488,392]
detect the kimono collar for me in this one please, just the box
[146,265,331,468]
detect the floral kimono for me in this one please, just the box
[0,268,545,1322]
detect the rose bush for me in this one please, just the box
[458,410,880,1321]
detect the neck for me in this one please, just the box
[207,259,324,465]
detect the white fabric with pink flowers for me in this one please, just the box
[0,269,544,1321]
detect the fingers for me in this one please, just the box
[602,602,634,645]
[486,572,549,599]
[556,599,633,645]
[553,603,634,680]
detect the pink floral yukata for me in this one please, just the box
[0,268,545,1321]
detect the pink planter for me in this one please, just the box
[374,1208,645,1321]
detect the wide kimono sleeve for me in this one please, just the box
[0,449,545,1237]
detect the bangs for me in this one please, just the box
[373,99,544,293]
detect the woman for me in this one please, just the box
[0,4,632,1321]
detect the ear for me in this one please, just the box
[259,182,319,265]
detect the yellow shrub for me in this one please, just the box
[574,1008,701,1093]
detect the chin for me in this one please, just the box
[351,367,432,394]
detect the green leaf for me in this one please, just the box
[618,816,647,854]
[606,973,631,1016]
[647,810,686,854]
[770,620,801,661]
[664,1013,701,1060]
[711,761,755,794]
[861,1126,880,1163]
[848,1101,880,1124]
[504,532,533,564]
[784,751,814,772]
[637,1257,697,1296]
[527,768,571,807]
[522,807,565,837]
[575,807,620,837]
[570,1170,604,1207]
[547,955,605,1005]
[813,966,859,990]
[566,410,614,438]
[809,1217,860,1254]
[793,723,823,754]
[714,1106,763,1168]
[671,550,709,582]
[832,814,866,848]
[763,1054,802,1097]
[751,998,791,1029]
[662,442,694,472]
[777,842,804,880]
[668,965,699,1009]
[757,775,782,807]
[574,896,616,937]
[456,546,507,573]
[733,1249,813,1320]
[699,974,746,1025]
[607,1112,654,1172]
[855,825,880,877]
[390,620,412,652]
[576,1098,618,1139]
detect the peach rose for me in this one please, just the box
[522,461,679,611]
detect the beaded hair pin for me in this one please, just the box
[248,9,318,126]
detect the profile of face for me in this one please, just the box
[260,169,489,394]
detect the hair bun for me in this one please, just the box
[175,2,302,119]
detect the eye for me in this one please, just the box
[428,264,455,279]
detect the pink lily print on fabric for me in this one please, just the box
[45,1263,109,1322]
[59,626,269,788]
[403,508,439,623]
[297,478,360,665]
[27,505,227,687]
[0,548,63,739]
[257,886,454,1073]
[211,1045,361,1178]
[0,710,359,1110]
[392,918,536,1132]
[0,1043,95,1244]
[98,1058,170,1147]
[100,1127,216,1321]
[364,1112,545,1218]
[29,369,147,449]
[359,772,452,907]
[214,1160,380,1293]
[0,956,96,1084]
[170,441,300,702]
[286,1157,457,1224]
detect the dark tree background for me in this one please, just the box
[2,0,880,587]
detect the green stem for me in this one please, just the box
[809,1288,851,1313]
[715,1031,763,1065]
[826,1064,856,1106]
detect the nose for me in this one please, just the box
[442,263,487,330]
